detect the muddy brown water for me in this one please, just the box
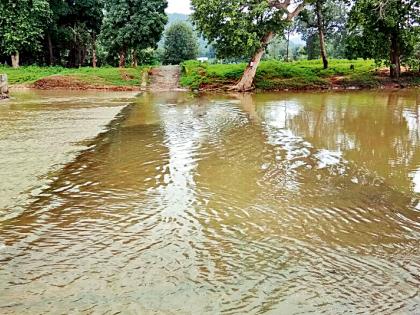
[0,89,419,314]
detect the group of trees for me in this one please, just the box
[0,0,201,68]
[0,0,168,68]
[191,0,420,90]
[346,0,420,78]
[296,0,348,68]
[1,0,419,91]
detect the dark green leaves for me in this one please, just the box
[100,0,168,56]
[0,0,51,55]
[163,22,199,65]
[191,0,294,59]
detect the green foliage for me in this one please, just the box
[163,22,199,65]
[181,59,380,89]
[137,48,162,66]
[297,0,348,59]
[346,0,420,69]
[191,0,298,59]
[162,13,215,59]
[266,32,305,61]
[406,28,420,71]
[0,65,148,86]
[48,0,103,67]
[100,0,167,60]
[0,0,51,55]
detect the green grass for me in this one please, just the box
[0,66,148,86]
[181,59,384,90]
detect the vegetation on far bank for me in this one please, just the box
[1,0,418,92]
[2,59,419,92]
[0,66,149,89]
[181,59,420,91]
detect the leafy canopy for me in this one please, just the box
[191,0,305,59]
[296,0,348,59]
[346,0,420,67]
[48,0,103,66]
[163,22,199,65]
[100,0,168,54]
[0,0,51,55]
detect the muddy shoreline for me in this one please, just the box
[7,70,420,93]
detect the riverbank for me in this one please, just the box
[0,66,149,91]
[181,59,420,91]
[2,60,420,93]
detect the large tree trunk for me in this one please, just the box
[119,50,126,68]
[11,52,20,68]
[47,33,54,66]
[315,0,328,69]
[390,32,401,79]
[234,32,274,91]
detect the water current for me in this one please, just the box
[0,90,419,314]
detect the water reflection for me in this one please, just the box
[0,90,419,314]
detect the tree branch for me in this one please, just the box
[287,2,307,21]
[268,0,292,10]
[268,0,308,21]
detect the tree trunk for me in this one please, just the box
[285,28,290,62]
[390,32,401,79]
[92,34,97,68]
[131,50,138,67]
[47,33,54,66]
[119,50,126,68]
[68,49,75,67]
[76,47,82,68]
[315,0,328,69]
[234,32,274,91]
[11,52,20,68]
[81,48,87,67]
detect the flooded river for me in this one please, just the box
[0,89,419,314]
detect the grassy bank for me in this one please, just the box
[181,59,420,91]
[0,66,148,89]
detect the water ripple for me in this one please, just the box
[1,91,419,314]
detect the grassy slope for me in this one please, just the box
[0,66,148,87]
[181,59,420,90]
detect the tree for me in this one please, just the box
[100,0,168,68]
[163,22,199,65]
[266,30,305,61]
[47,0,103,67]
[0,0,51,67]
[346,0,420,79]
[296,0,348,64]
[191,0,307,91]
[314,0,328,68]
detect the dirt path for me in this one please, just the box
[148,65,185,91]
